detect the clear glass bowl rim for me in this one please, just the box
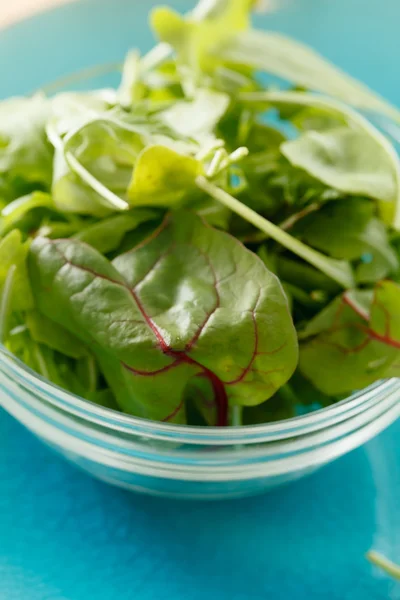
[1,344,399,447]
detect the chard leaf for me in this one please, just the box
[28,211,298,424]
[128,145,203,207]
[218,29,400,122]
[299,282,400,395]
[0,230,33,312]
[281,127,396,204]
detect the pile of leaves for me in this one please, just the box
[1,0,400,426]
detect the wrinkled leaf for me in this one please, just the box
[28,211,298,424]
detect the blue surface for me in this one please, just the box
[1,0,400,598]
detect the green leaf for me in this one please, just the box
[218,29,400,121]
[293,198,399,282]
[73,209,159,254]
[281,127,396,204]
[196,176,354,288]
[52,148,116,217]
[240,91,400,229]
[0,94,53,190]
[0,191,54,235]
[299,282,400,395]
[128,145,203,207]
[0,230,33,312]
[28,211,298,424]
[159,88,230,139]
[26,311,86,359]
[151,1,254,77]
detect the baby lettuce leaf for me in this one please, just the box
[0,192,54,235]
[0,230,33,312]
[299,282,400,395]
[159,88,230,139]
[151,0,254,77]
[217,30,400,122]
[128,145,203,206]
[28,211,298,424]
[281,127,396,204]
[0,95,53,192]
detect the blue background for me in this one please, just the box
[1,1,400,598]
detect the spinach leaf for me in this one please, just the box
[28,211,298,424]
[299,282,400,395]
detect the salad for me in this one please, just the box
[1,0,400,427]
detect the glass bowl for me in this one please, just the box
[0,0,400,499]
[1,348,399,499]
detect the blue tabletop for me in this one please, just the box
[1,412,400,599]
[1,0,400,598]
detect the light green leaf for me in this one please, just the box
[28,211,298,424]
[0,230,33,312]
[281,127,396,204]
[218,29,400,122]
[0,192,53,234]
[0,94,53,189]
[128,145,203,207]
[151,0,254,77]
[159,88,230,138]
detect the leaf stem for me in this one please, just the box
[195,175,354,288]
[367,551,400,580]
[230,406,243,426]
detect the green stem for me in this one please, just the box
[196,176,354,289]
[240,90,400,230]
[367,551,400,580]
[0,265,16,343]
[230,406,243,426]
